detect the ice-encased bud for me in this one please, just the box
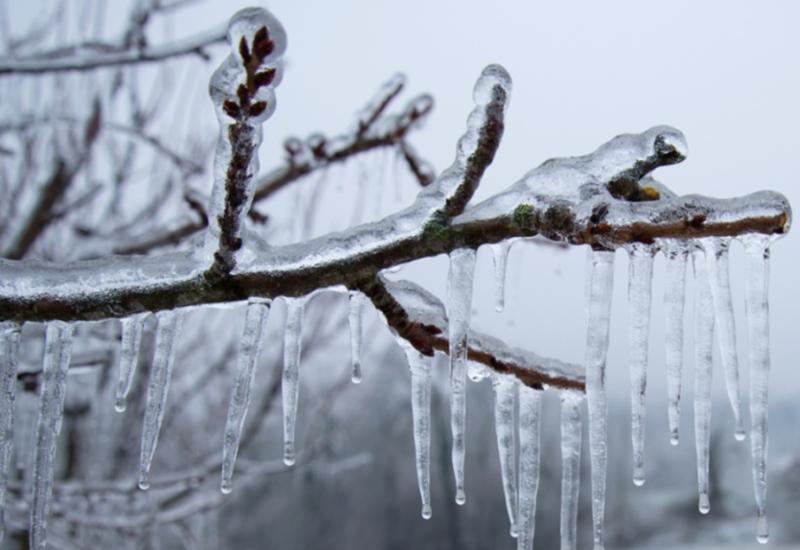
[227,7,287,65]
[472,64,512,107]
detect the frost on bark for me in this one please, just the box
[0,4,792,549]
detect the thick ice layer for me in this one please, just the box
[692,248,714,514]
[348,291,365,384]
[491,241,512,312]
[30,322,73,550]
[663,244,688,444]
[114,313,146,413]
[626,243,654,486]
[701,238,744,440]
[282,298,304,466]
[741,234,771,543]
[221,299,270,494]
[517,386,542,550]
[560,393,583,550]
[138,310,183,490]
[492,375,518,536]
[0,323,19,542]
[447,247,476,505]
[585,249,615,549]
[404,344,432,519]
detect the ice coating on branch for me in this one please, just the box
[741,234,771,543]
[447,248,476,505]
[30,322,73,550]
[0,323,19,542]
[663,243,688,445]
[701,238,744,440]
[585,249,615,550]
[626,243,654,486]
[138,310,183,491]
[517,386,542,550]
[560,393,583,550]
[282,298,304,466]
[202,7,286,262]
[355,72,405,133]
[402,343,432,519]
[114,313,146,413]
[492,240,512,312]
[692,248,714,514]
[221,299,270,494]
[492,375,518,536]
[348,291,365,384]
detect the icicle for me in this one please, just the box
[114,313,146,413]
[742,234,772,544]
[585,248,615,550]
[560,393,583,550]
[0,323,19,543]
[282,298,304,466]
[492,375,518,537]
[221,299,271,494]
[517,385,542,550]
[30,322,73,550]
[348,291,365,384]
[664,244,688,445]
[447,247,476,505]
[405,345,432,519]
[701,237,745,440]
[138,310,183,491]
[492,241,512,312]
[692,248,714,514]
[626,243,654,486]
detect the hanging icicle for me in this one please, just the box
[138,310,183,491]
[0,323,19,543]
[742,234,772,544]
[405,345,432,519]
[221,299,271,494]
[348,291,365,384]
[560,393,583,550]
[626,243,654,486]
[663,243,688,445]
[517,385,542,550]
[30,322,74,550]
[282,298,304,466]
[701,237,745,440]
[585,248,615,550]
[447,247,476,505]
[492,375,518,537]
[491,241,512,312]
[114,313,147,413]
[692,247,714,515]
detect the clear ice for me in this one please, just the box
[282,298,304,466]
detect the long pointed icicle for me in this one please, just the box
[405,345,433,519]
[492,375,518,537]
[30,322,73,550]
[138,310,183,491]
[348,291,365,384]
[585,249,615,550]
[447,247,476,505]
[517,386,542,550]
[692,248,714,514]
[560,393,583,550]
[221,299,271,494]
[282,298,304,467]
[0,323,20,543]
[626,243,654,486]
[114,314,147,413]
[492,241,512,312]
[701,238,745,440]
[664,244,688,445]
[742,234,771,544]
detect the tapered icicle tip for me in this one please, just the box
[698,493,710,515]
[114,398,127,413]
[510,524,518,538]
[756,514,769,544]
[351,364,363,384]
[472,64,511,107]
[138,474,150,491]
[633,468,645,487]
[670,431,679,446]
[421,505,432,520]
[734,428,746,442]
[283,444,296,467]
[455,488,466,505]
[220,480,233,495]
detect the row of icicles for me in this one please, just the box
[0,232,773,549]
